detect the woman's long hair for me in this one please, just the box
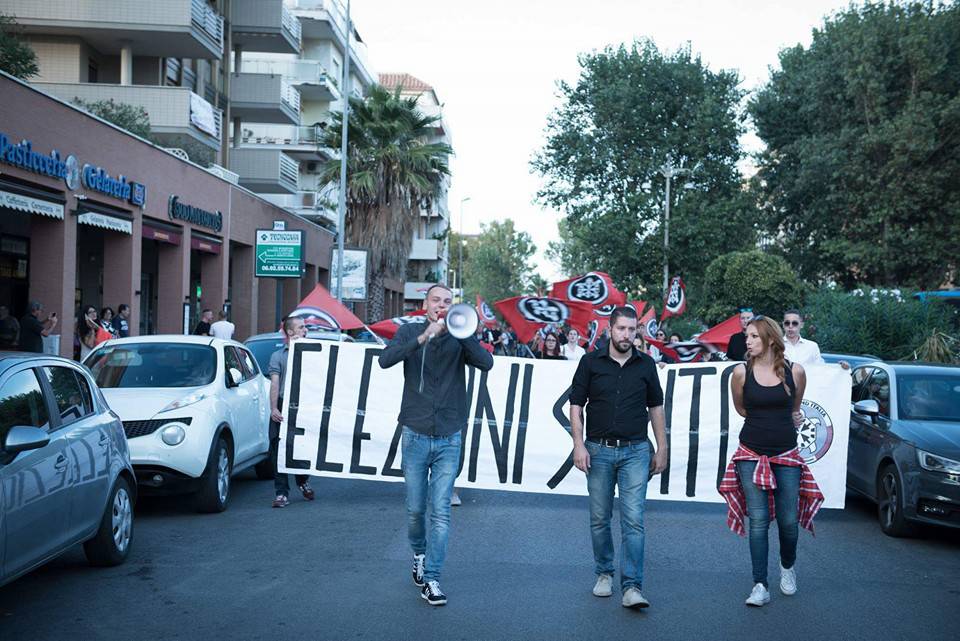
[542,333,560,357]
[747,316,791,394]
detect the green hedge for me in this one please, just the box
[804,286,958,360]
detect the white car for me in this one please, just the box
[84,336,271,512]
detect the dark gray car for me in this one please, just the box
[847,361,960,536]
[0,354,136,586]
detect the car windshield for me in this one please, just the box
[897,374,960,422]
[246,338,286,375]
[87,343,217,388]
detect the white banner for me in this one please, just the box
[279,342,850,508]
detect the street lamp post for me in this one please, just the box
[459,196,470,302]
[659,161,695,295]
[334,0,352,303]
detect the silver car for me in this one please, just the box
[0,354,136,586]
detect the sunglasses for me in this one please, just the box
[739,307,753,313]
[783,320,800,327]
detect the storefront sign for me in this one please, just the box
[77,211,132,234]
[0,131,145,206]
[82,165,146,207]
[255,229,303,278]
[168,195,223,232]
[330,249,368,301]
[0,189,64,219]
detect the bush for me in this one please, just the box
[699,250,809,324]
[804,286,958,360]
[72,98,152,140]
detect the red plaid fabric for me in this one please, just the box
[718,445,825,537]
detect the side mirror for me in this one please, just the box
[3,426,50,454]
[227,368,243,388]
[853,399,880,417]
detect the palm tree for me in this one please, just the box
[321,85,452,320]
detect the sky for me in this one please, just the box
[350,0,856,282]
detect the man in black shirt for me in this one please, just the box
[193,308,213,336]
[725,307,755,361]
[569,305,667,609]
[19,300,58,353]
[115,304,131,338]
[379,284,493,606]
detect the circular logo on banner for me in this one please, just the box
[567,273,608,305]
[796,399,834,463]
[287,307,339,331]
[479,302,496,322]
[517,297,569,324]
[594,303,617,317]
[645,318,659,338]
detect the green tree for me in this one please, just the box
[0,14,38,79]
[749,1,960,289]
[462,219,538,305]
[72,98,153,140]
[533,40,757,302]
[321,85,451,320]
[699,250,809,324]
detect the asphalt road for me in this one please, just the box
[1,472,958,641]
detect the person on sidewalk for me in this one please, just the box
[726,307,755,361]
[268,316,314,508]
[378,284,494,606]
[569,305,668,609]
[115,304,131,338]
[719,315,824,607]
[210,310,235,340]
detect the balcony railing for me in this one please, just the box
[238,124,324,145]
[244,59,339,89]
[282,5,303,43]
[281,79,301,112]
[191,0,224,53]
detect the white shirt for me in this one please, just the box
[561,343,585,361]
[783,335,824,366]
[210,320,235,340]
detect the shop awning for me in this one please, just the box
[143,220,182,245]
[191,233,222,255]
[76,201,133,234]
[77,211,132,234]
[0,189,64,219]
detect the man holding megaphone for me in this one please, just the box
[378,284,494,606]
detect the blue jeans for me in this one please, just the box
[586,440,651,592]
[401,426,462,582]
[735,460,801,587]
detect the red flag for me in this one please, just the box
[476,295,498,329]
[625,301,659,338]
[494,296,594,344]
[369,310,427,340]
[661,276,687,320]
[696,314,743,351]
[551,272,627,308]
[288,284,365,331]
[647,338,707,363]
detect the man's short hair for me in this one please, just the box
[783,308,802,318]
[218,310,228,319]
[282,316,303,333]
[117,304,129,314]
[28,301,43,312]
[425,283,453,299]
[202,308,212,315]
[609,305,638,326]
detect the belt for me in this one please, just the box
[587,438,645,448]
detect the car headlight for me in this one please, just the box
[160,424,186,446]
[159,391,207,413]
[917,449,960,475]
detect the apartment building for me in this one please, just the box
[378,73,453,309]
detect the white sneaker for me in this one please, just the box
[592,574,613,597]
[780,563,797,595]
[621,587,650,609]
[745,583,770,607]
[450,490,462,506]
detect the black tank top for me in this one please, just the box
[738,364,797,456]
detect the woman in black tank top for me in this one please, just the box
[730,316,808,607]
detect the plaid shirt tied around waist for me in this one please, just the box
[718,445,825,537]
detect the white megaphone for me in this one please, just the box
[440,303,479,339]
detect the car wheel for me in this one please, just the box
[196,437,232,513]
[254,457,274,481]
[877,464,915,537]
[83,476,134,566]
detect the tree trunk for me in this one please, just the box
[368,270,386,321]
